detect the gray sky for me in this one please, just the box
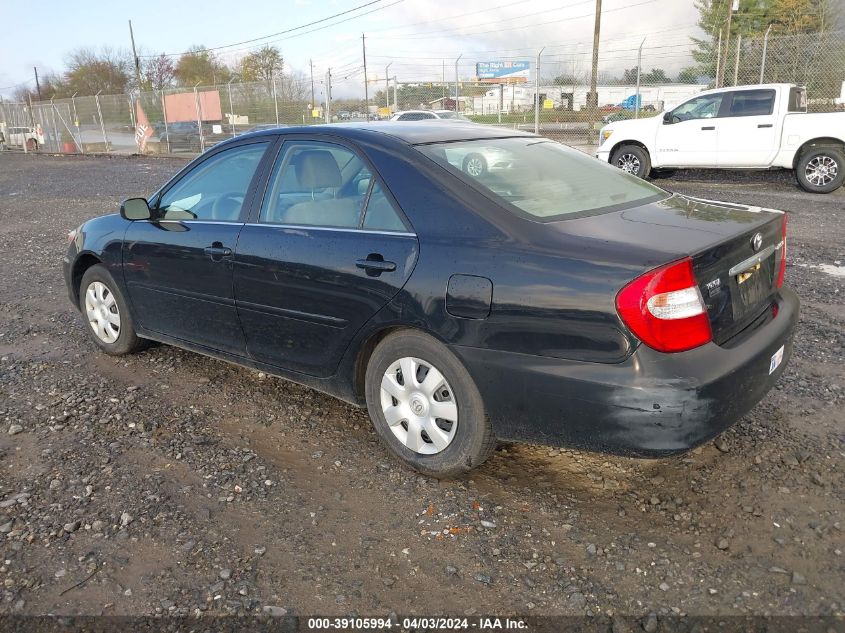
[0,0,705,98]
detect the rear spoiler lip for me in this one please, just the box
[679,193,785,215]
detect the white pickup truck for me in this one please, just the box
[597,83,845,193]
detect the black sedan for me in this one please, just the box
[63,122,798,477]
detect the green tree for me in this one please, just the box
[63,47,131,95]
[174,46,231,86]
[239,46,284,82]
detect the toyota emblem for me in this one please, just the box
[751,232,763,252]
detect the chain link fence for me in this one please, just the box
[1,29,843,157]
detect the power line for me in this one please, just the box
[141,0,400,58]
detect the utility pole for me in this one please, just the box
[129,20,142,93]
[587,0,602,113]
[362,33,369,122]
[310,59,315,113]
[454,54,462,112]
[385,62,392,109]
[33,67,42,101]
[718,0,735,88]
[635,37,645,119]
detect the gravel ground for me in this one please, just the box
[0,153,843,623]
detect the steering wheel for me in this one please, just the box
[211,192,244,221]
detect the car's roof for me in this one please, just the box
[233,121,535,145]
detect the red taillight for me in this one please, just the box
[616,257,712,353]
[775,213,787,288]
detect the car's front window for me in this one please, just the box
[417,137,666,221]
[670,94,724,122]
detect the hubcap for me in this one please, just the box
[465,157,484,177]
[805,155,838,186]
[84,281,120,344]
[616,153,641,175]
[379,357,458,455]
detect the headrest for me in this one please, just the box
[295,150,341,189]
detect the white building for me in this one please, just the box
[470,83,709,114]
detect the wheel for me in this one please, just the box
[79,265,146,355]
[462,153,487,177]
[611,144,651,179]
[26,138,38,152]
[796,147,844,193]
[364,330,496,478]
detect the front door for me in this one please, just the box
[716,89,779,167]
[234,138,419,377]
[123,139,273,355]
[655,92,726,167]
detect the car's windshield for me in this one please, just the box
[417,137,667,221]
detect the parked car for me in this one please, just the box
[598,83,845,193]
[2,124,45,151]
[63,122,798,477]
[390,110,472,122]
[158,121,227,153]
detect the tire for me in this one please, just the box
[79,264,146,356]
[364,330,496,478]
[611,144,651,179]
[795,147,845,194]
[462,153,487,177]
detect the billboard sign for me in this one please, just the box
[476,61,530,83]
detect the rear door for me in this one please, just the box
[233,137,419,377]
[716,89,779,167]
[655,92,726,167]
[123,139,274,355]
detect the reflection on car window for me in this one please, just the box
[671,94,724,122]
[260,141,370,228]
[362,184,406,232]
[728,90,775,117]
[418,138,666,221]
[158,143,268,221]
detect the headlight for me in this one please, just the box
[601,129,613,142]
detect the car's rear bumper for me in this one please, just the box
[451,286,799,457]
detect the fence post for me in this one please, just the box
[760,24,773,84]
[272,75,279,125]
[161,91,171,154]
[193,82,204,153]
[733,33,742,86]
[71,93,84,154]
[95,91,109,152]
[392,76,397,111]
[227,77,236,137]
[498,84,503,124]
[635,38,645,119]
[325,69,332,123]
[50,98,60,152]
[535,48,544,134]
[454,54,462,112]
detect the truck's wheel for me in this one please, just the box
[611,144,651,179]
[796,147,844,193]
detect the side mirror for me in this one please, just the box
[662,111,672,124]
[120,197,151,221]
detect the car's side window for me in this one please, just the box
[362,183,408,232]
[726,90,775,117]
[670,94,724,123]
[259,141,370,228]
[157,142,269,222]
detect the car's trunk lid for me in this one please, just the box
[555,193,784,346]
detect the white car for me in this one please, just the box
[390,110,472,122]
[597,83,845,193]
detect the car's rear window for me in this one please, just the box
[417,137,667,221]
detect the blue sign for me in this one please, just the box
[476,61,531,81]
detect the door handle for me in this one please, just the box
[204,242,233,260]
[356,254,396,276]
[701,126,715,131]
[757,123,773,128]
